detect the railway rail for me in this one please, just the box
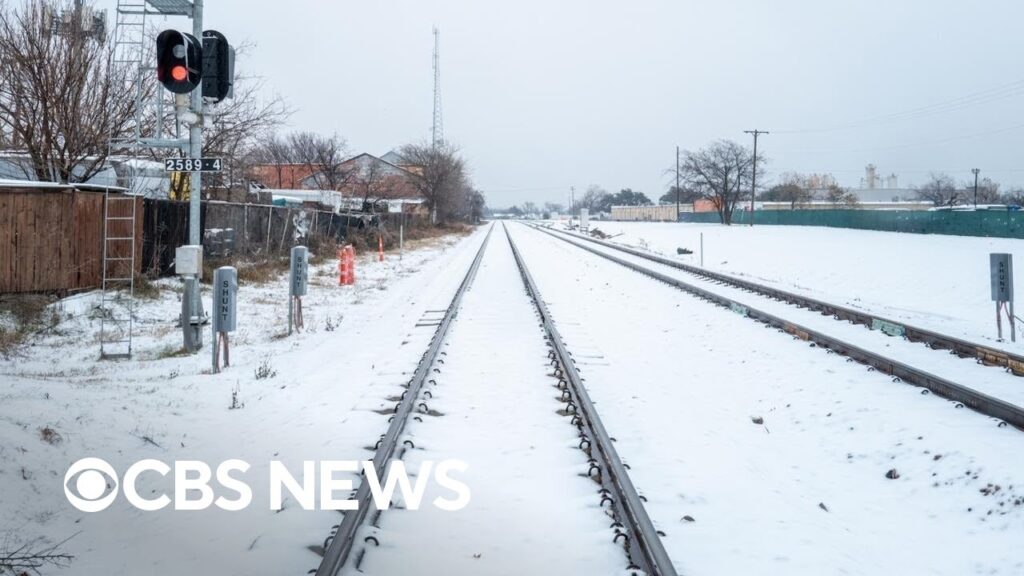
[528,223,1024,430]
[314,223,678,576]
[505,223,678,576]
[539,224,1024,376]
[314,226,493,576]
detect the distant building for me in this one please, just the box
[249,163,319,190]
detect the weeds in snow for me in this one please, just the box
[255,356,277,380]
[229,382,245,410]
[0,533,75,574]
[38,427,63,446]
[156,345,190,360]
[324,314,344,332]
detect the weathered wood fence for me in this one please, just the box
[1,187,142,294]
[2,189,424,293]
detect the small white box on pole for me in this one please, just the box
[175,245,203,278]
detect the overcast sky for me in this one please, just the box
[100,0,1024,207]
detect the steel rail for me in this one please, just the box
[525,223,1024,430]
[537,224,1024,376]
[504,223,680,576]
[315,225,494,576]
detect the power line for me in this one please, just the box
[773,120,1024,155]
[773,78,1024,135]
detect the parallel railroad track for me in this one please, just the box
[528,223,1024,431]
[538,224,1024,376]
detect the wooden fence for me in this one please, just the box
[2,191,425,293]
[0,187,142,294]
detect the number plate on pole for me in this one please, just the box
[164,158,223,172]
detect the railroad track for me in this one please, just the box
[527,223,1024,431]
[505,223,678,576]
[537,224,1024,377]
[314,226,492,576]
[314,223,678,576]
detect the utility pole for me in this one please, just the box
[675,145,680,219]
[744,129,768,226]
[570,186,576,221]
[972,168,981,209]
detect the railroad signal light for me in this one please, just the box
[156,30,202,94]
[202,30,235,103]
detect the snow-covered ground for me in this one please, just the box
[585,221,1024,352]
[0,228,488,575]
[4,219,1024,576]
[509,222,1024,576]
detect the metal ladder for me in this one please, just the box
[99,0,149,359]
[100,194,138,359]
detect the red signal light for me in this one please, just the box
[171,65,188,81]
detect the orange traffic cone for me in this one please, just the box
[346,246,357,285]
[338,247,348,286]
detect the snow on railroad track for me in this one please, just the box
[538,225,1024,414]
[509,222,1024,576]
[355,225,627,575]
[587,221,1024,355]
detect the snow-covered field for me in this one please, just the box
[586,221,1024,352]
[0,229,488,575]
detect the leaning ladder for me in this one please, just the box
[99,0,148,359]
[99,194,138,359]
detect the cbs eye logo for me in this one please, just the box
[64,458,119,512]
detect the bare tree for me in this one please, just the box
[201,78,291,194]
[579,185,611,213]
[1001,187,1024,206]
[973,176,1001,205]
[0,0,142,183]
[348,156,405,211]
[914,172,960,207]
[679,139,764,224]
[398,142,469,223]
[287,131,348,190]
[543,202,564,214]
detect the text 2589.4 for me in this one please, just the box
[164,158,223,172]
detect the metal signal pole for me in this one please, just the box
[185,0,205,350]
[744,129,768,226]
[675,145,680,219]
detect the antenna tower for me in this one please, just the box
[432,26,443,148]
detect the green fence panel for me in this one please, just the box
[676,209,1024,239]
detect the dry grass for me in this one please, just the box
[341,222,475,254]
[134,273,162,300]
[202,256,291,286]
[0,295,58,358]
